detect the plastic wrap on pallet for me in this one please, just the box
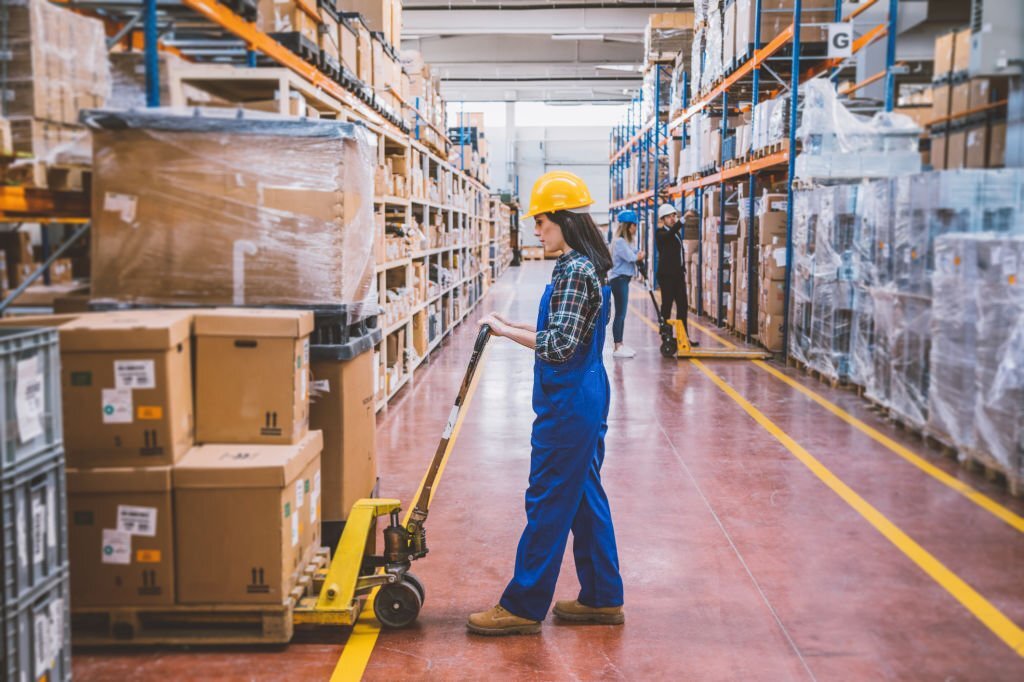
[927,234,979,449]
[3,0,111,126]
[83,108,377,316]
[691,27,705,101]
[694,0,709,25]
[704,5,724,90]
[787,187,818,368]
[885,290,932,429]
[767,94,789,149]
[973,235,1024,476]
[795,79,921,180]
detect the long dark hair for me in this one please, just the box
[546,210,613,282]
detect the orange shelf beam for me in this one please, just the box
[609,190,655,209]
[180,0,386,129]
[0,187,90,221]
[669,147,789,197]
[926,99,1008,127]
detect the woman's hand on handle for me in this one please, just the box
[636,250,645,262]
[480,314,508,338]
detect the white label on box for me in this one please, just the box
[442,405,459,438]
[291,512,299,547]
[16,504,27,567]
[34,612,51,676]
[48,599,64,665]
[15,355,45,443]
[1003,251,1018,277]
[310,471,320,523]
[117,505,157,537]
[114,360,155,390]
[103,192,137,223]
[101,388,133,424]
[46,485,56,548]
[232,240,258,306]
[300,340,309,400]
[295,481,304,509]
[31,497,46,564]
[101,529,132,565]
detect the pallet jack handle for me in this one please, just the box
[406,323,492,533]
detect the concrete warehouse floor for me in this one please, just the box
[74,261,1024,680]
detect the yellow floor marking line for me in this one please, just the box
[690,358,1024,657]
[629,297,1024,535]
[331,306,502,680]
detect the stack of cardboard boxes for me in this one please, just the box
[930,29,1008,170]
[2,0,110,158]
[63,309,332,610]
[756,192,788,351]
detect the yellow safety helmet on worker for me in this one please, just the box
[524,170,594,217]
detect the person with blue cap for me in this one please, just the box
[608,209,645,358]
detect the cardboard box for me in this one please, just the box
[761,246,787,281]
[339,16,359,74]
[347,14,373,84]
[989,121,1006,168]
[346,0,394,46]
[257,0,319,45]
[49,258,73,284]
[60,310,194,468]
[760,313,784,352]
[950,81,971,117]
[760,279,786,316]
[934,31,954,77]
[931,83,951,123]
[195,309,313,445]
[931,131,948,170]
[965,124,988,168]
[174,431,323,605]
[67,466,174,607]
[968,77,1009,110]
[310,352,376,537]
[319,5,340,62]
[953,28,971,73]
[411,311,428,358]
[758,211,787,246]
[947,129,966,169]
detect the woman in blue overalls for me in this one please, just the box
[470,171,625,635]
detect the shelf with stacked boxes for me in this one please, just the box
[610,0,896,355]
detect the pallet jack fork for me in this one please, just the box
[647,288,769,360]
[293,324,493,630]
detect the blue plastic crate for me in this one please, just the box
[0,328,62,473]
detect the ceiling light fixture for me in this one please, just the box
[551,33,605,41]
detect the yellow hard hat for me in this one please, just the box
[524,170,594,218]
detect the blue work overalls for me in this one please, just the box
[499,279,625,622]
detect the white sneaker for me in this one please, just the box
[612,346,636,359]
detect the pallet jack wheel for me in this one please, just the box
[402,571,426,605]
[660,338,677,358]
[374,581,422,628]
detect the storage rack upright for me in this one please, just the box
[608,0,900,358]
[6,0,509,410]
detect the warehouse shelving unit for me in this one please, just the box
[609,0,898,356]
[15,0,508,410]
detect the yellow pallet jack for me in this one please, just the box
[293,324,493,629]
[647,289,769,360]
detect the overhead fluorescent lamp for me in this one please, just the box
[551,33,605,41]
[595,64,641,72]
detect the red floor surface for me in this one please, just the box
[73,262,1024,680]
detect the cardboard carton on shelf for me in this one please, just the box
[173,431,323,605]
[194,309,313,445]
[952,28,971,73]
[338,15,359,74]
[933,31,954,78]
[931,131,948,170]
[67,466,175,607]
[947,128,967,169]
[310,351,377,544]
[965,124,989,169]
[931,83,951,122]
[989,121,1006,168]
[950,81,971,117]
[256,0,319,46]
[60,310,194,468]
[760,312,784,352]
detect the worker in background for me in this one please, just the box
[655,203,698,346]
[609,209,644,359]
[472,170,624,636]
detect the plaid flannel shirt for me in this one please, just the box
[536,250,603,364]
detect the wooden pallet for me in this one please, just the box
[962,448,1023,498]
[72,549,330,647]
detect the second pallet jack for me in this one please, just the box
[294,324,493,629]
[647,288,769,360]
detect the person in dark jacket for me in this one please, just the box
[654,204,697,345]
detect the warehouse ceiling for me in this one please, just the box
[402,1,694,103]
